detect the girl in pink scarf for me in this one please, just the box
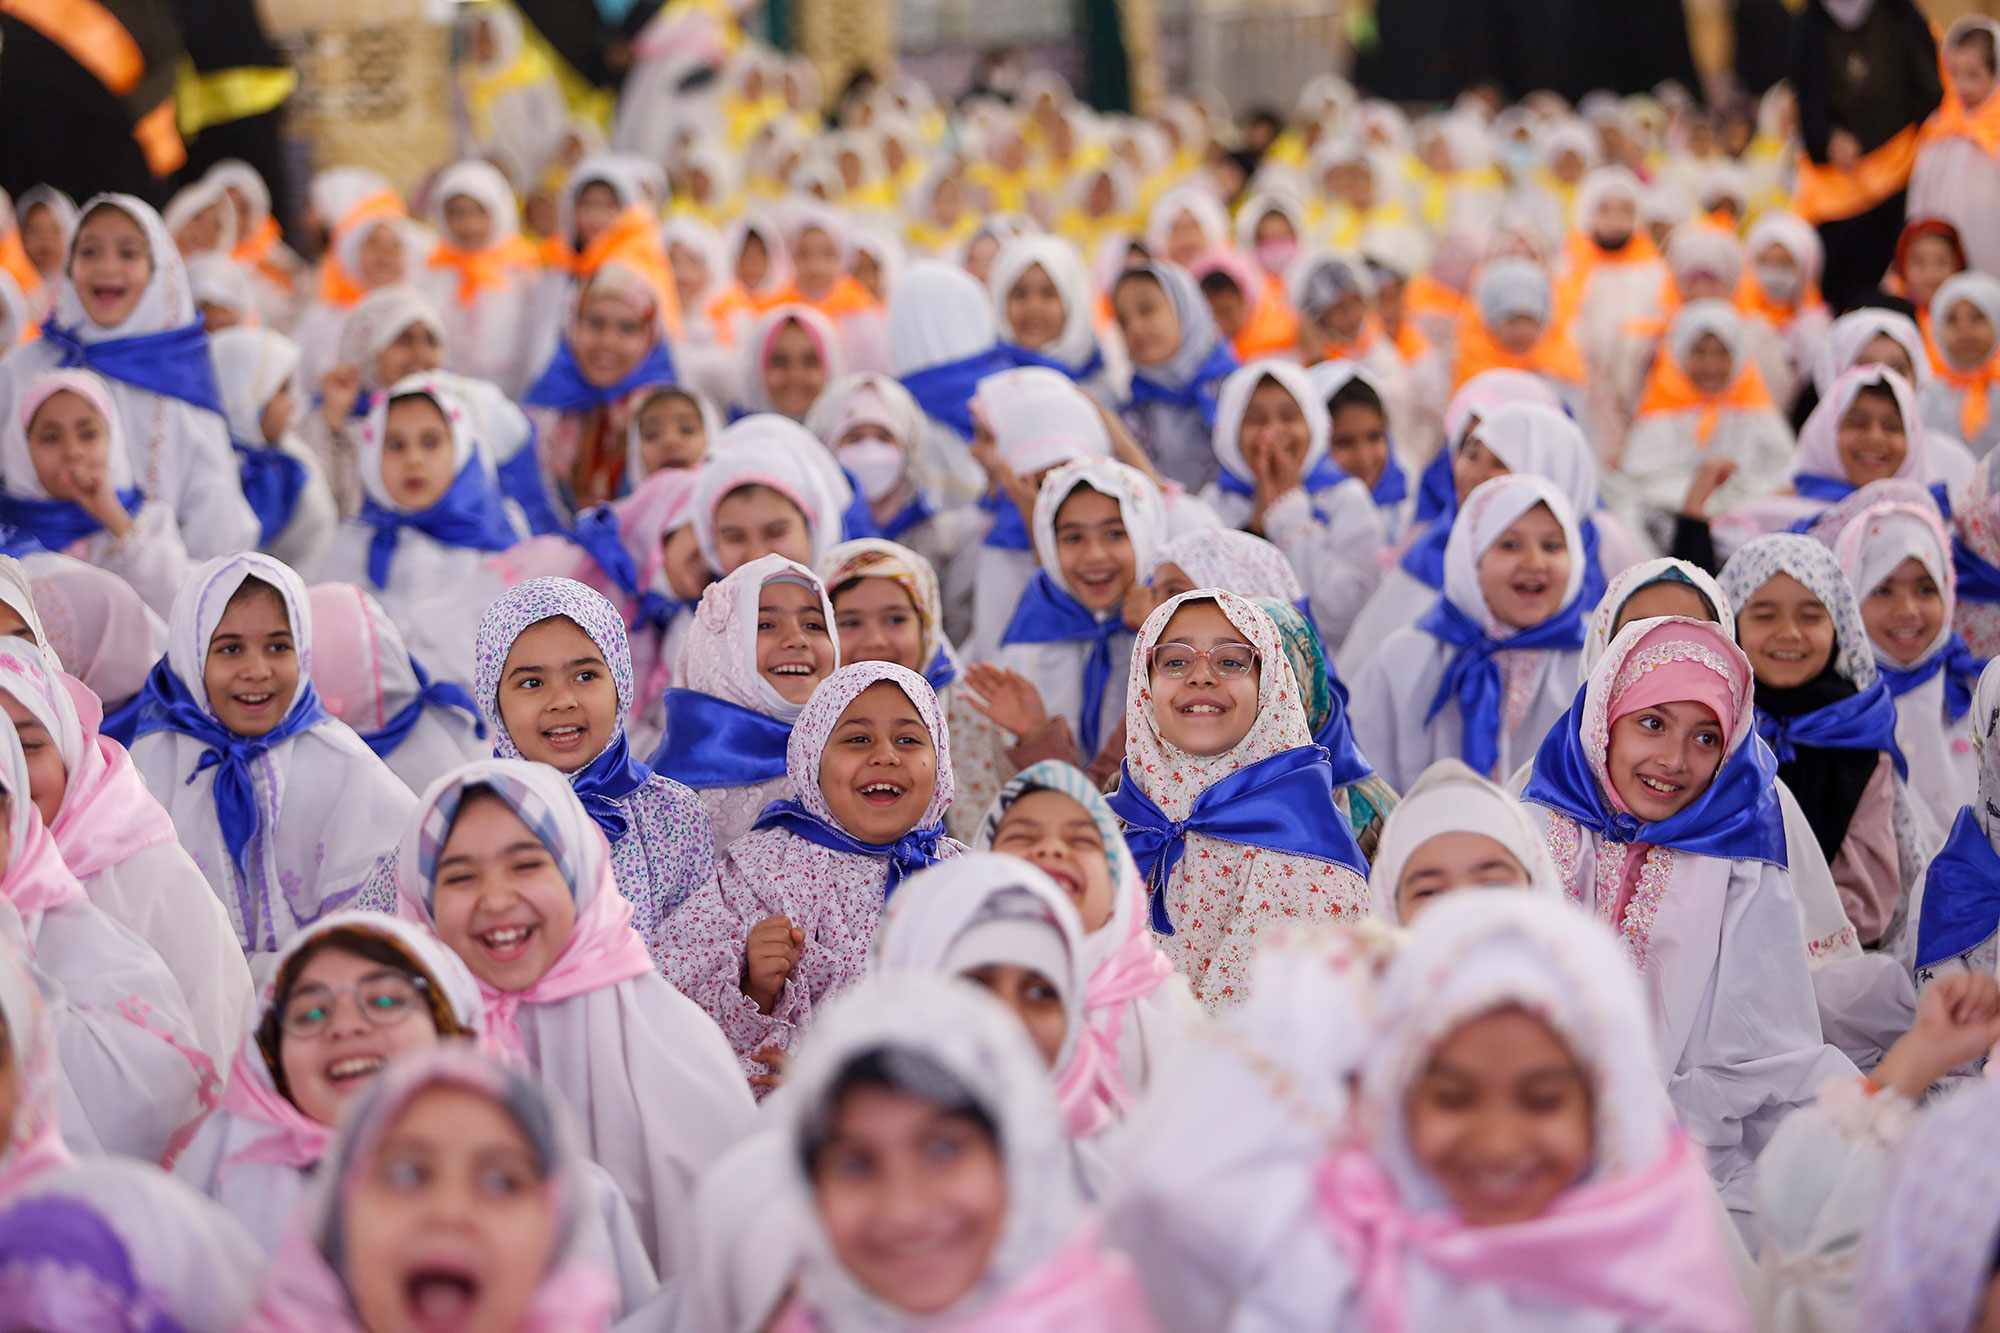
[1111,891,1753,1332]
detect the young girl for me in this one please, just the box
[128,552,416,958]
[1308,359,1413,541]
[1206,360,1386,643]
[421,160,541,398]
[0,550,164,730]
[740,303,842,421]
[209,326,338,575]
[805,373,968,574]
[1921,271,2000,458]
[1114,262,1239,489]
[305,582,487,798]
[393,760,754,1271]
[662,661,962,1068]
[0,367,189,616]
[626,382,717,486]
[238,1048,622,1333]
[989,234,1112,401]
[1107,590,1371,1009]
[691,418,842,577]
[1737,211,1832,409]
[1909,17,2000,275]
[206,159,301,326]
[1449,258,1587,401]
[1786,365,1935,524]
[1718,534,1934,950]
[1367,757,1560,923]
[1580,555,1733,671]
[295,194,420,393]
[1351,475,1589,793]
[768,207,890,372]
[0,193,258,557]
[767,974,1157,1329]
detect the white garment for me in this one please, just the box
[1610,407,1798,545]
[421,161,539,397]
[1908,134,2000,278]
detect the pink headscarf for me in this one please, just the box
[0,698,84,919]
[20,553,162,710]
[742,303,846,418]
[1605,621,1742,747]
[0,935,71,1200]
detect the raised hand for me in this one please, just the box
[742,914,804,1015]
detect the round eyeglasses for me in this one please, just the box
[1149,641,1261,679]
[280,972,429,1039]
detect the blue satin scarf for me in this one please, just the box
[498,425,564,537]
[1754,679,1908,779]
[648,688,793,788]
[1955,536,2000,605]
[563,507,680,634]
[838,466,883,541]
[0,526,42,558]
[1313,693,1376,789]
[751,796,948,893]
[980,491,1033,550]
[1372,454,1410,507]
[1000,568,1125,758]
[1106,750,1368,934]
[881,491,936,541]
[1522,684,1789,865]
[128,658,331,870]
[1419,594,1588,779]
[1413,445,1455,522]
[40,319,224,416]
[563,731,653,842]
[234,442,307,546]
[1790,475,1953,524]
[1125,343,1239,430]
[359,460,519,589]
[1914,807,2000,969]
[1879,635,1986,722]
[359,656,486,758]
[521,339,678,416]
[899,346,1019,441]
[0,487,144,551]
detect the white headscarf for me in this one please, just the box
[1462,401,1599,523]
[209,326,300,447]
[972,367,1111,476]
[1441,475,1586,634]
[1031,458,1165,603]
[1580,555,1732,674]
[0,367,137,501]
[693,415,845,572]
[676,553,840,724]
[887,259,997,375]
[1815,308,1931,395]
[430,159,521,243]
[1794,364,1929,487]
[988,235,1097,369]
[1210,359,1331,486]
[1367,758,1563,921]
[55,194,194,339]
[1932,272,2000,373]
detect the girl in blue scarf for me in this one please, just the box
[1307,359,1413,542]
[1113,262,1238,490]
[208,326,338,574]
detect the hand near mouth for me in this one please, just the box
[744,914,805,1014]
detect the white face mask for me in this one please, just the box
[1755,260,1803,303]
[838,438,905,503]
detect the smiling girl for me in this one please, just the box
[420,161,542,399]
[989,234,1112,401]
[1113,262,1240,489]
[1921,271,2000,457]
[742,305,843,421]
[1367,758,1561,924]
[691,418,843,577]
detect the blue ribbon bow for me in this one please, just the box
[563,731,653,843]
[1105,751,1367,935]
[898,346,1020,441]
[1914,807,2000,969]
[1754,679,1908,779]
[751,796,947,893]
[1000,568,1125,758]
[924,645,958,691]
[359,459,519,589]
[1124,343,1239,430]
[1879,635,1987,722]
[0,487,144,551]
[233,442,307,547]
[40,318,224,416]
[1418,594,1588,779]
[521,339,677,416]
[647,688,794,788]
[359,655,486,759]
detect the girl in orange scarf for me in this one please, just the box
[1923,271,2000,456]
[1736,211,1833,410]
[763,205,890,373]
[421,161,542,399]
[1910,19,2000,276]
[1449,259,1586,398]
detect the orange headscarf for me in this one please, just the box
[1450,310,1586,391]
[232,214,293,293]
[1552,227,1660,315]
[0,230,40,298]
[766,272,880,320]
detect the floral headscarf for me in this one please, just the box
[1150,528,1304,604]
[676,553,839,723]
[1717,533,1879,689]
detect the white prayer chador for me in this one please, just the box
[420,160,539,398]
[129,552,417,957]
[1203,359,1385,644]
[208,326,338,574]
[1366,757,1565,922]
[674,1132,805,1333]
[1349,474,1587,793]
[1523,616,1857,1223]
[393,758,756,1272]
[0,193,259,558]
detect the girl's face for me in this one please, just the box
[26,389,112,503]
[572,181,622,247]
[813,1084,1006,1316]
[1612,581,1713,635]
[715,483,813,573]
[1329,401,1389,488]
[1736,572,1835,688]
[963,235,1001,285]
[735,232,770,290]
[20,204,64,275]
[792,226,840,296]
[1239,376,1311,469]
[1113,277,1181,368]
[852,250,883,302]
[832,578,925,673]
[261,384,297,446]
[1591,194,1637,249]
[0,604,31,642]
[1943,297,1996,370]
[443,195,494,250]
[1394,831,1530,922]
[1203,280,1245,340]
[1493,313,1543,356]
[203,582,298,737]
[1949,40,1997,109]
[1149,600,1260,757]
[1452,437,1510,505]
[960,963,1066,1068]
[1606,700,1725,821]
[1862,555,1944,666]
[343,1085,557,1333]
[668,241,709,307]
[636,393,706,473]
[1052,486,1135,613]
[357,224,406,288]
[1476,504,1572,630]
[0,690,63,827]
[1404,1006,1594,1227]
[277,945,440,1127]
[661,524,710,601]
[175,204,225,258]
[1835,388,1907,486]
[1683,332,1734,396]
[432,790,577,993]
[70,206,152,328]
[1004,263,1065,350]
[376,321,443,387]
[763,320,827,420]
[1905,234,1961,307]
[574,293,653,388]
[380,396,457,510]
[1854,333,1916,383]
[819,680,937,843]
[496,616,617,773]
[756,578,835,704]
[1148,560,1198,608]
[988,788,1116,931]
[1164,210,1205,265]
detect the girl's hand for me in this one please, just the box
[742,914,804,1015]
[1873,972,2000,1098]
[68,463,132,538]
[749,1044,792,1091]
[1680,456,1738,519]
[320,364,363,430]
[1247,430,1307,528]
[962,662,1051,739]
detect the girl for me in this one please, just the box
[0,193,258,557]
[14,184,75,299]
[662,661,962,1068]
[305,582,488,798]
[1114,262,1239,490]
[128,552,416,957]
[296,197,421,394]
[768,208,890,372]
[1828,482,1980,830]
[1368,757,1561,923]
[206,159,301,326]
[1448,258,1587,400]
[320,374,521,688]
[238,1048,620,1333]
[1111,892,1753,1331]
[1718,534,1934,950]
[1,550,164,727]
[1107,590,1371,1009]
[1921,271,2000,458]
[0,639,247,1063]
[626,382,717,486]
[1737,211,1832,409]
[393,760,755,1271]
[1522,614,1857,1221]
[421,160,541,398]
[1206,359,1386,644]
[740,303,843,422]
[209,326,338,575]
[691,420,842,577]
[989,234,1112,401]
[806,373,966,568]
[1307,360,1413,542]
[1559,166,1667,384]
[1908,18,2000,275]
[767,974,1158,1329]
[1788,365,1935,520]
[0,367,188,616]
[1581,556,1734,671]
[1351,475,1589,793]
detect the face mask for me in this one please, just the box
[1755,261,1803,303]
[1499,141,1535,177]
[1254,237,1299,275]
[839,438,904,503]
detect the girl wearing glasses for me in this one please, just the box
[1106,590,1369,1010]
